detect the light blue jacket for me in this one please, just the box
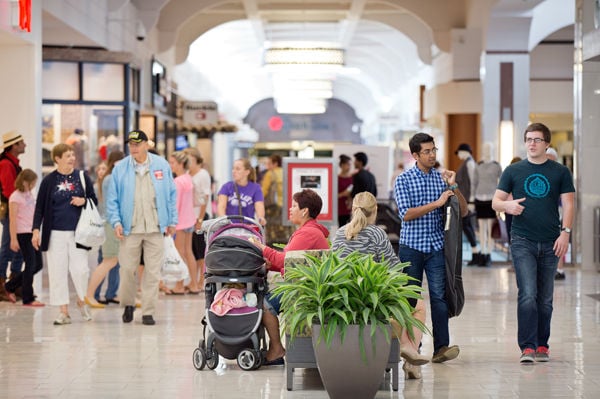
[106,153,177,235]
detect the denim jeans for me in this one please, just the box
[399,244,449,354]
[94,247,120,300]
[511,234,558,351]
[0,216,23,278]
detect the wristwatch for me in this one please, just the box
[561,227,571,234]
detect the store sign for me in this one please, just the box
[183,101,218,125]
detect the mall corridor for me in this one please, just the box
[0,263,598,398]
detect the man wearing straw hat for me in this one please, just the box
[0,131,26,301]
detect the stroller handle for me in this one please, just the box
[203,215,265,241]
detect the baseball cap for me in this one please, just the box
[127,130,149,143]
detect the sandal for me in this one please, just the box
[159,284,172,295]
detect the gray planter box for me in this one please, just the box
[285,334,399,391]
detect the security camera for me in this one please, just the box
[136,22,146,41]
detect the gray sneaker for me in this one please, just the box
[432,345,460,363]
[535,346,550,362]
[53,313,72,325]
[79,304,92,321]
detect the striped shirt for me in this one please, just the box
[331,224,402,267]
[393,165,446,253]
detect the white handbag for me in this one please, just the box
[75,170,106,248]
[161,236,190,283]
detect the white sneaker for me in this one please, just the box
[79,304,92,321]
[53,313,72,325]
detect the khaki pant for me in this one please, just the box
[118,232,163,316]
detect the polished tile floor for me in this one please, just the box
[1,262,599,398]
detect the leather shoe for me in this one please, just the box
[432,345,460,363]
[142,315,155,325]
[400,348,430,365]
[122,306,135,323]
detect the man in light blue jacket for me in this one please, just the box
[106,130,177,325]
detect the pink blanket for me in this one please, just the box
[210,288,246,316]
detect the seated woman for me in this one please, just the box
[249,189,329,365]
[331,191,429,379]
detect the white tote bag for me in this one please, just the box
[162,236,190,283]
[75,171,106,248]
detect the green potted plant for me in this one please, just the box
[272,250,426,399]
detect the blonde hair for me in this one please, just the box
[171,151,189,169]
[345,192,377,240]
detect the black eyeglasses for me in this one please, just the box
[419,147,438,156]
[525,138,545,144]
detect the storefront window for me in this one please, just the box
[42,61,79,100]
[41,104,125,176]
[83,63,125,102]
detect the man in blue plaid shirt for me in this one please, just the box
[394,132,467,363]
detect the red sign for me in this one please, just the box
[19,0,31,32]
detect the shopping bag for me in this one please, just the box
[75,171,105,248]
[162,236,190,283]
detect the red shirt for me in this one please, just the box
[0,152,21,201]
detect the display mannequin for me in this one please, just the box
[454,143,481,265]
[473,142,502,266]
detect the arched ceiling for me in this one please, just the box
[40,0,575,127]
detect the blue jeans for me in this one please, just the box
[399,245,449,354]
[94,247,120,301]
[511,234,557,351]
[0,216,23,278]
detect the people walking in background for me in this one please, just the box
[337,154,353,227]
[546,147,567,281]
[454,143,481,266]
[169,151,200,295]
[389,162,404,200]
[32,144,96,325]
[262,154,292,245]
[492,123,575,363]
[5,169,43,306]
[217,158,266,225]
[85,151,125,308]
[351,151,377,198]
[0,130,25,302]
[394,132,467,363]
[473,142,502,267]
[106,130,177,326]
[184,147,212,292]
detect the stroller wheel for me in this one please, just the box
[237,349,260,371]
[192,348,206,370]
[206,347,219,370]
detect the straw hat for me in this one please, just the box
[2,131,24,149]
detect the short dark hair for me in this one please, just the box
[354,152,368,166]
[270,154,282,167]
[293,189,323,219]
[524,123,551,144]
[339,154,351,166]
[409,132,435,154]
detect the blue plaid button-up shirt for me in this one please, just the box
[394,165,446,253]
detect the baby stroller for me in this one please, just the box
[192,215,269,371]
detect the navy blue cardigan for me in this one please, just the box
[32,169,97,252]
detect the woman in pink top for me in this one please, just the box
[5,169,44,306]
[168,151,200,294]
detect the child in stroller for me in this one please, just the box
[193,215,269,371]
